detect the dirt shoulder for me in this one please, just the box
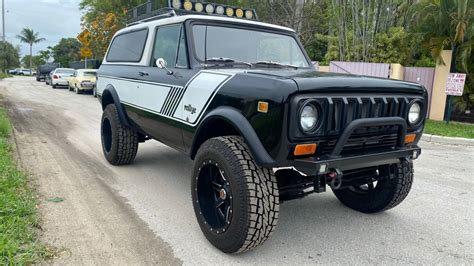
[3,86,181,265]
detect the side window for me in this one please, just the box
[152,24,188,68]
[106,29,148,62]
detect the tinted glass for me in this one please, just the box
[107,29,148,62]
[83,72,97,77]
[57,69,75,74]
[193,25,309,67]
[152,24,187,68]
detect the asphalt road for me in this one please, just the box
[1,76,473,264]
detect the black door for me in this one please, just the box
[136,23,195,152]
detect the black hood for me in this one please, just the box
[244,69,426,95]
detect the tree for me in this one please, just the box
[412,0,473,112]
[38,49,52,63]
[21,55,45,69]
[51,38,81,67]
[0,41,20,73]
[80,0,144,58]
[16,28,45,72]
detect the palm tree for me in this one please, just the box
[16,28,45,72]
[413,0,473,69]
[412,0,473,117]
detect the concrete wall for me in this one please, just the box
[318,66,329,72]
[429,50,453,121]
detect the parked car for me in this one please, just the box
[36,63,59,81]
[50,68,75,88]
[8,69,19,75]
[45,71,53,85]
[18,69,33,75]
[68,69,98,94]
[97,1,428,254]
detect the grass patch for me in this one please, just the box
[0,73,12,80]
[424,120,474,139]
[0,101,50,264]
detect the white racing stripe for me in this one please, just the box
[97,71,234,126]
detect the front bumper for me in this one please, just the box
[292,147,420,176]
[286,117,422,176]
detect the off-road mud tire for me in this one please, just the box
[191,136,279,254]
[332,160,414,213]
[101,104,139,165]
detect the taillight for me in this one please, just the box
[53,75,59,79]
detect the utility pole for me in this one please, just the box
[1,0,4,42]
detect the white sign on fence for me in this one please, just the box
[445,73,467,96]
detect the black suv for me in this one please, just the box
[96,1,427,254]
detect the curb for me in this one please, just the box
[421,134,474,146]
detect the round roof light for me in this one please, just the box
[236,8,244,18]
[183,1,193,11]
[245,10,254,19]
[195,2,204,12]
[216,5,225,15]
[205,4,214,14]
[172,0,182,9]
[226,7,234,17]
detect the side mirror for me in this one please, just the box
[156,58,167,69]
[156,58,174,75]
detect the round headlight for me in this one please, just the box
[300,103,319,132]
[408,102,421,125]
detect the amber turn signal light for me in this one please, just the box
[405,134,416,144]
[294,144,317,156]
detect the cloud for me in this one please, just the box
[2,0,82,57]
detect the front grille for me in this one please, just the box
[325,96,411,135]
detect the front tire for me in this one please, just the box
[192,136,279,254]
[75,85,81,94]
[101,104,139,165]
[332,161,414,213]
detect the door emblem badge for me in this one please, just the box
[184,104,197,115]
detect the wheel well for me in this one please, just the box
[101,90,114,110]
[191,118,240,159]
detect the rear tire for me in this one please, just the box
[100,104,139,165]
[332,161,414,213]
[192,136,279,253]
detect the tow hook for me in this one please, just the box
[327,169,343,190]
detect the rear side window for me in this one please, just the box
[107,29,148,62]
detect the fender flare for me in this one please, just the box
[101,85,132,128]
[191,107,277,167]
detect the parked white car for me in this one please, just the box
[50,68,75,88]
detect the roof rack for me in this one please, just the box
[126,0,258,26]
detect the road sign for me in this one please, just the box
[445,73,466,96]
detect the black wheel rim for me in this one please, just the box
[102,118,112,153]
[196,160,232,232]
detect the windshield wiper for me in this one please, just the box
[253,61,299,69]
[204,57,252,68]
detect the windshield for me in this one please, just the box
[83,72,97,77]
[192,25,309,68]
[57,69,75,74]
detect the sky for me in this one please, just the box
[1,0,82,57]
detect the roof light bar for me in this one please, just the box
[172,0,257,20]
[126,0,259,24]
